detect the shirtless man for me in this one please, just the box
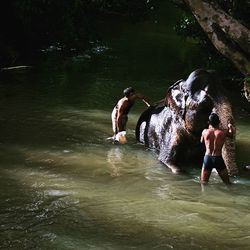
[200,113,234,185]
[111,87,150,139]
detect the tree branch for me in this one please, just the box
[183,0,250,76]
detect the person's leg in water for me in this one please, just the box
[215,156,231,185]
[111,108,118,138]
[115,116,127,143]
[200,166,212,192]
[200,166,212,185]
[200,155,212,185]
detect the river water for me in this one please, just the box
[0,6,250,250]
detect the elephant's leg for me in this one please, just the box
[158,133,184,174]
[159,151,180,174]
[165,146,183,174]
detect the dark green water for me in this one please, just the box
[0,5,250,249]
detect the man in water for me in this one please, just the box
[111,87,150,141]
[200,113,234,185]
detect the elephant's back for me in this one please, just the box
[135,101,165,143]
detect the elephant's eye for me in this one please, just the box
[172,89,182,99]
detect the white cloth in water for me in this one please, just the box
[115,131,127,144]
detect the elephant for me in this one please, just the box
[136,69,238,175]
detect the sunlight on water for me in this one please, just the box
[0,32,250,250]
[0,120,250,249]
[0,81,249,248]
[0,96,249,249]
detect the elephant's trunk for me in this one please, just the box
[214,99,238,175]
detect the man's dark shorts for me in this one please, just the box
[203,155,226,172]
[120,115,128,131]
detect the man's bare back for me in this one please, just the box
[201,126,232,156]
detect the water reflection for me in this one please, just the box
[106,147,125,177]
[0,16,250,250]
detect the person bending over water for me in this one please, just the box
[200,113,234,185]
[111,87,150,141]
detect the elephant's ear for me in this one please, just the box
[165,80,186,116]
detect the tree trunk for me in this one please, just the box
[183,0,250,76]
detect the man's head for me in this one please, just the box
[123,87,135,97]
[209,113,220,127]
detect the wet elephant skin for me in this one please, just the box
[136,69,238,175]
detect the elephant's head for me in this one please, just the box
[136,69,238,175]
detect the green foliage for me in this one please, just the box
[0,0,157,65]
[245,76,250,83]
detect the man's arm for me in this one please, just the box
[135,93,150,107]
[200,130,205,143]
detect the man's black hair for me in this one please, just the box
[123,87,135,97]
[209,113,220,127]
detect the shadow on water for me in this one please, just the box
[0,134,250,249]
[0,151,248,250]
[0,70,249,249]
